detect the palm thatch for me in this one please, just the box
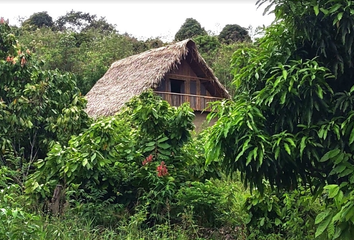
[85,39,230,117]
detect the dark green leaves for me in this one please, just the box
[315,209,333,238]
[314,5,320,16]
[0,22,90,181]
[320,149,341,162]
[212,0,354,238]
[174,18,207,41]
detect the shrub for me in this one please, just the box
[245,185,323,240]
[0,167,42,239]
[176,180,223,227]
[25,91,197,226]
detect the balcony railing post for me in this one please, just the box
[154,91,222,111]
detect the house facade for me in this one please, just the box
[154,59,225,112]
[85,39,230,131]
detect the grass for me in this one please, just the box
[0,176,322,240]
[34,215,202,240]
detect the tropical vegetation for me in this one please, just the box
[1,0,354,239]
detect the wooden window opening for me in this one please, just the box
[170,79,185,93]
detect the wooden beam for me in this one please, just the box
[154,91,223,100]
[167,73,213,82]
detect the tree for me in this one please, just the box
[56,10,95,32]
[218,24,251,44]
[81,17,116,33]
[193,35,252,96]
[193,35,220,56]
[0,22,90,183]
[205,0,354,238]
[22,11,54,29]
[16,25,138,94]
[144,37,164,49]
[211,42,252,97]
[55,10,115,34]
[174,18,207,41]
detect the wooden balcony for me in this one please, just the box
[154,91,222,112]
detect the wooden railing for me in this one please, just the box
[154,91,222,111]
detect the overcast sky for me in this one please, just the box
[1,0,275,42]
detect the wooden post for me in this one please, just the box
[196,80,201,110]
[49,184,65,216]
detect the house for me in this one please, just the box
[85,39,230,131]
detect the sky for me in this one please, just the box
[1,0,275,42]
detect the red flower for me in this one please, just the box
[21,57,26,67]
[157,161,168,177]
[142,154,153,166]
[5,56,16,64]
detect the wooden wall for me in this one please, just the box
[154,59,222,111]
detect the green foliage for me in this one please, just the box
[22,11,54,30]
[16,24,161,94]
[194,35,254,97]
[0,207,41,239]
[17,27,136,94]
[206,0,354,194]
[0,9,331,239]
[245,186,322,239]
[144,37,165,49]
[193,35,221,56]
[206,0,354,238]
[0,22,90,183]
[55,10,115,33]
[257,0,354,85]
[176,179,247,229]
[174,18,207,41]
[213,42,253,96]
[126,91,194,147]
[218,24,251,44]
[26,91,196,225]
[15,12,165,96]
[0,167,42,239]
[312,154,354,239]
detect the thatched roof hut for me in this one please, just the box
[85,39,230,118]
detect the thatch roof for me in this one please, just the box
[85,39,230,117]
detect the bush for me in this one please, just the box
[176,179,247,229]
[0,167,42,239]
[25,91,197,226]
[245,185,323,240]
